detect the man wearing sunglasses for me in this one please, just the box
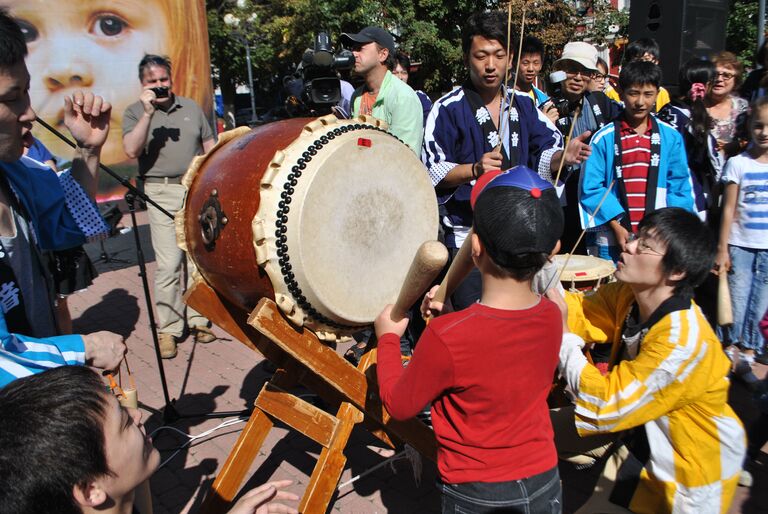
[550,207,745,513]
[548,42,621,254]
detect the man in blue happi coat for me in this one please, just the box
[423,11,592,308]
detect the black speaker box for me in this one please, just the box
[628,0,729,94]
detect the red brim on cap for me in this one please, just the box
[470,169,503,209]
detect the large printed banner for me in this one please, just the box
[1,0,214,198]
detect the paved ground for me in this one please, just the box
[68,211,767,513]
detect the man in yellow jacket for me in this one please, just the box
[553,207,745,513]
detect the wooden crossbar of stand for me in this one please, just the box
[184,280,436,514]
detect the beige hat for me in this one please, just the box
[553,42,599,72]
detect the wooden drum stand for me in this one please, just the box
[193,242,447,514]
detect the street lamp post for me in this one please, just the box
[243,39,256,124]
[224,13,257,125]
[760,0,766,54]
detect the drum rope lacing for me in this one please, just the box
[274,122,398,331]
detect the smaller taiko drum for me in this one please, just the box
[553,254,615,293]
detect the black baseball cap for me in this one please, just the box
[340,26,395,54]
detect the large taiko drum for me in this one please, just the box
[176,115,438,342]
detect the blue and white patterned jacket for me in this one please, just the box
[0,156,108,387]
[422,87,563,248]
[578,118,695,229]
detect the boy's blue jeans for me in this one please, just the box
[439,466,562,514]
[728,245,768,353]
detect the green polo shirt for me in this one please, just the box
[122,95,213,178]
[351,70,424,155]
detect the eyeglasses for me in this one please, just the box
[592,73,607,81]
[715,71,736,80]
[565,69,598,79]
[561,64,598,79]
[626,232,664,256]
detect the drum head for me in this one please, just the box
[298,137,434,323]
[255,117,438,338]
[553,254,615,282]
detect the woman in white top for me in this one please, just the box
[706,51,749,160]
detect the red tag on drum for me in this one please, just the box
[357,138,372,147]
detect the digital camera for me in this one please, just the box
[151,86,169,99]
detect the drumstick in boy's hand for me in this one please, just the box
[718,271,733,326]
[391,241,449,322]
[432,231,474,307]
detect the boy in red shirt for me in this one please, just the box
[375,166,564,513]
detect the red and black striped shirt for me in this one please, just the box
[619,119,652,231]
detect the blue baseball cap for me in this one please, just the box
[470,165,555,209]
[471,166,562,256]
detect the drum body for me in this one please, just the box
[177,115,438,341]
[553,254,615,293]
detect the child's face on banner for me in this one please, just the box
[0,0,170,164]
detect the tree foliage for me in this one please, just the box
[726,0,761,68]
[578,0,629,47]
[207,0,768,118]
[207,0,577,111]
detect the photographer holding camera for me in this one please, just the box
[122,54,216,359]
[548,42,621,254]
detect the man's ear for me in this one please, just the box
[666,269,687,287]
[379,46,390,65]
[73,481,107,509]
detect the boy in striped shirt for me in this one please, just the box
[579,61,694,262]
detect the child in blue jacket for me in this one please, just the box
[579,61,695,261]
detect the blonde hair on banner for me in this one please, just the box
[162,0,213,115]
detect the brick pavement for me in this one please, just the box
[67,212,764,513]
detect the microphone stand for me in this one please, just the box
[36,118,250,423]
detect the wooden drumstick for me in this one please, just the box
[718,271,733,326]
[119,388,139,409]
[432,230,474,306]
[391,241,449,322]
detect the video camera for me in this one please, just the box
[284,32,354,115]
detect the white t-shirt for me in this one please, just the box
[722,152,768,249]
